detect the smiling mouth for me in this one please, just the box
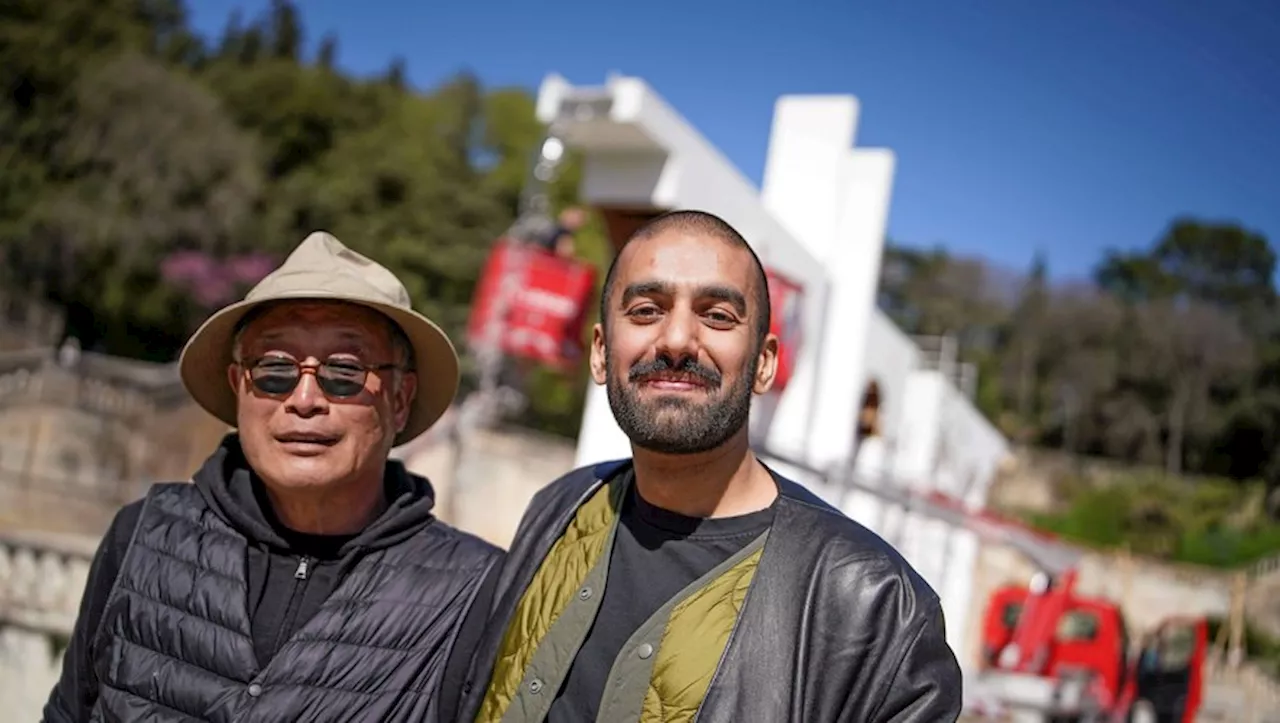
[636,375,712,391]
[275,433,339,447]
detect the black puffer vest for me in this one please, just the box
[89,483,499,722]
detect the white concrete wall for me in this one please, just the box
[895,371,1008,507]
[538,75,825,286]
[578,152,672,206]
[893,371,947,490]
[878,370,1009,663]
[862,309,924,461]
[788,149,896,471]
[760,96,858,277]
[754,97,854,463]
[838,312,922,534]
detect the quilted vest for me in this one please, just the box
[89,483,498,723]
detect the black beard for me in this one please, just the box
[605,352,753,455]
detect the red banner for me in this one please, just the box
[467,241,598,368]
[765,268,804,393]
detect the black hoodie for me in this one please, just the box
[43,435,498,723]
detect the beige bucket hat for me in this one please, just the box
[178,231,460,446]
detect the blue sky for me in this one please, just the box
[188,0,1280,282]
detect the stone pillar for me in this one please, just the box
[0,626,62,721]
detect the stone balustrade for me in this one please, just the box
[1254,552,1280,583]
[1202,658,1280,723]
[0,529,96,637]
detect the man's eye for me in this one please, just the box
[257,358,296,371]
[326,362,365,377]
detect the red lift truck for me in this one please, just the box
[971,567,1207,722]
[751,449,1208,723]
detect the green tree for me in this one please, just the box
[20,52,262,357]
[266,0,302,61]
[1096,217,1275,311]
[0,0,179,255]
[265,90,505,343]
[1004,251,1049,439]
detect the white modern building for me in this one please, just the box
[536,73,1010,667]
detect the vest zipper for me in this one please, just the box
[270,555,313,657]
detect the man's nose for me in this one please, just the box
[655,307,701,360]
[285,369,329,416]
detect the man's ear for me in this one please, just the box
[226,363,241,395]
[752,334,779,395]
[589,323,607,385]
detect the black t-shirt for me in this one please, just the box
[546,483,775,722]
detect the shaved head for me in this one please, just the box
[600,210,772,343]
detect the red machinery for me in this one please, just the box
[973,569,1207,722]
[764,268,804,393]
[466,240,597,370]
[891,487,1210,722]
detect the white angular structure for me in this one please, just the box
[536,73,1009,667]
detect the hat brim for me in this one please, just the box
[178,292,460,447]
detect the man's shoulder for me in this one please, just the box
[528,458,630,510]
[132,480,204,509]
[418,519,504,570]
[773,475,941,612]
[107,481,193,539]
[99,497,147,557]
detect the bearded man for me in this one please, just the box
[455,210,961,723]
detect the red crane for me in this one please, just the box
[755,450,1206,723]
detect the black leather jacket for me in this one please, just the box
[456,460,962,722]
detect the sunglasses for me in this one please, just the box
[242,356,402,398]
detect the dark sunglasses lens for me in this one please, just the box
[317,377,365,397]
[252,371,299,395]
[250,359,300,395]
[317,364,367,398]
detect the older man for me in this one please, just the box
[43,232,502,723]
[458,210,961,723]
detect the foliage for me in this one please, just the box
[883,217,1280,498]
[884,218,1280,558]
[0,0,599,433]
[5,0,1280,457]
[1024,469,1278,567]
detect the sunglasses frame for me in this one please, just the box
[240,355,403,399]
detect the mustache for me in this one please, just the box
[627,356,722,387]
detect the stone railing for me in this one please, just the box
[1254,552,1280,583]
[1202,658,1280,723]
[1245,552,1280,640]
[0,529,96,636]
[0,531,94,723]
